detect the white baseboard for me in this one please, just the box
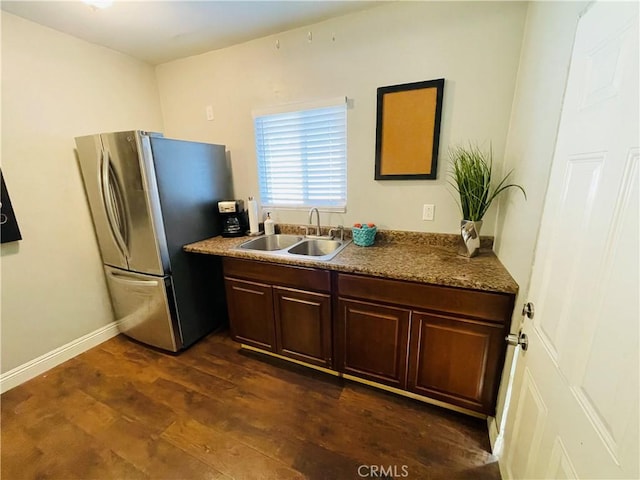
[488,415,500,453]
[488,415,510,479]
[0,321,121,394]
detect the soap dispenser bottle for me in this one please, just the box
[264,212,275,235]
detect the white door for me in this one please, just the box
[502,2,639,479]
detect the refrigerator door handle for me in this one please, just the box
[100,149,130,260]
[107,270,160,287]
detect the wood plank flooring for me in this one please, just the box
[1,331,501,479]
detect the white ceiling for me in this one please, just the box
[1,0,382,65]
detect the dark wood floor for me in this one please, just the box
[1,331,501,480]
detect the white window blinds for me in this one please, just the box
[254,98,347,211]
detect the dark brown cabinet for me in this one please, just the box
[223,258,333,367]
[274,287,331,366]
[226,278,275,351]
[337,299,410,389]
[336,273,514,415]
[408,312,505,414]
[223,257,515,416]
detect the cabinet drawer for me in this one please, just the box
[338,273,513,324]
[223,257,331,292]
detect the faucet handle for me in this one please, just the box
[329,225,344,241]
[300,225,310,237]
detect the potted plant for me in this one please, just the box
[449,143,526,257]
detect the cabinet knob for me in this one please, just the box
[506,332,529,351]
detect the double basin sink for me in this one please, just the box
[236,234,351,262]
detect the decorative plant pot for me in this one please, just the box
[458,220,482,258]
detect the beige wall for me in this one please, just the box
[155,1,527,234]
[0,13,164,373]
[490,1,589,445]
[0,3,585,418]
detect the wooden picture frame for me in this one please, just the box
[374,78,445,180]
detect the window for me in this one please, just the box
[254,97,347,211]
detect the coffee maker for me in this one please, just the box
[218,200,248,237]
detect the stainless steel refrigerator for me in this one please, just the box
[75,130,232,352]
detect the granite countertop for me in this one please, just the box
[184,225,518,295]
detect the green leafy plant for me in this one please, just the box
[449,143,526,221]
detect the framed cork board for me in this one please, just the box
[374,79,445,180]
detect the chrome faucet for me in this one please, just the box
[308,207,321,236]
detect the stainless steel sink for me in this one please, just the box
[238,234,303,251]
[236,234,351,261]
[287,239,344,257]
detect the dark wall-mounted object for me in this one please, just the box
[1,169,22,243]
[375,78,445,180]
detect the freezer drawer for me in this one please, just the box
[104,266,181,352]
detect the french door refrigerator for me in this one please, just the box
[75,131,232,352]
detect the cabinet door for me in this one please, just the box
[273,287,332,367]
[337,298,410,389]
[225,277,275,352]
[408,311,504,414]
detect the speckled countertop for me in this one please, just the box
[184,225,518,295]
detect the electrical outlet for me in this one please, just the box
[422,204,435,221]
[205,105,214,121]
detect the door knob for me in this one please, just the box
[506,332,529,351]
[522,302,535,319]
